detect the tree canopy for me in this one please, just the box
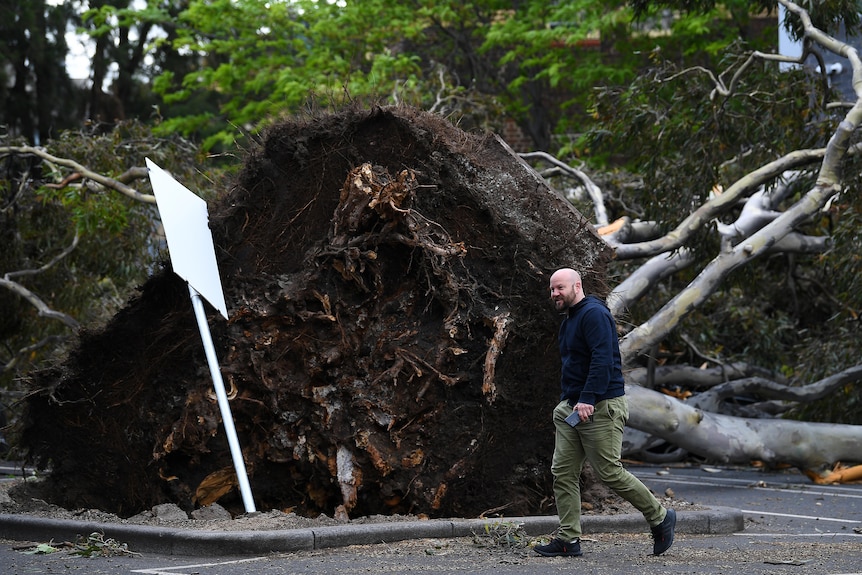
[152,0,785,150]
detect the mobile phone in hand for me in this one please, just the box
[564,411,581,427]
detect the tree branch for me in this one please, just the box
[608,249,694,318]
[691,364,862,414]
[612,148,826,260]
[0,146,156,204]
[519,152,609,226]
[626,362,785,391]
[2,335,71,373]
[0,278,80,330]
[6,233,80,280]
[2,229,82,331]
[620,176,840,365]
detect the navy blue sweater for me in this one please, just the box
[558,295,626,406]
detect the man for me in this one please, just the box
[534,267,676,558]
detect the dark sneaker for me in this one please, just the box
[651,508,676,555]
[534,537,583,557]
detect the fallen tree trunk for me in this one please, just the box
[626,385,862,469]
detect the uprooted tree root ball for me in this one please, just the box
[21,105,613,519]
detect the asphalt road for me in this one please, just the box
[3,463,862,575]
[633,463,862,536]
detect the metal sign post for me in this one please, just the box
[146,158,256,513]
[188,284,256,513]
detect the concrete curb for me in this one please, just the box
[0,507,743,556]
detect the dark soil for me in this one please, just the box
[19,105,612,521]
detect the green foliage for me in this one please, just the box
[21,543,61,555]
[154,0,427,149]
[581,44,831,226]
[484,1,636,108]
[15,532,139,556]
[72,531,140,557]
[786,156,862,424]
[629,1,862,42]
[83,0,171,33]
[791,332,862,425]
[148,0,770,151]
[38,180,130,237]
[0,121,220,388]
[472,520,532,549]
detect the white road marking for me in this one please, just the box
[131,556,271,575]
[740,509,861,524]
[736,532,862,538]
[636,474,862,500]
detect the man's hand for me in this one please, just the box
[573,402,594,421]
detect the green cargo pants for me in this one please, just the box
[551,396,666,541]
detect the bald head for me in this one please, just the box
[549,268,584,311]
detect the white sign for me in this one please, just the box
[146,158,255,513]
[146,158,228,319]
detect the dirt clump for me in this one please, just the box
[20,105,612,520]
